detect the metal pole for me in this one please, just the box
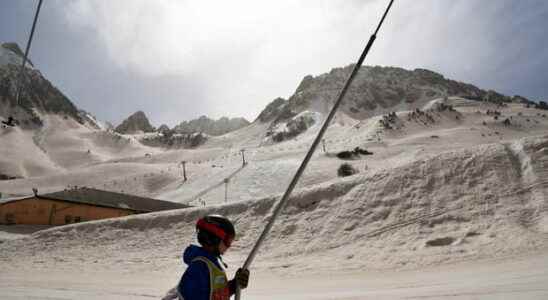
[240,149,247,166]
[182,161,187,181]
[236,1,395,298]
[224,178,229,203]
[15,0,44,106]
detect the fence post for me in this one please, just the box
[182,161,187,181]
[240,149,247,166]
[224,178,229,202]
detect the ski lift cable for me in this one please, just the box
[15,0,44,106]
[235,0,395,298]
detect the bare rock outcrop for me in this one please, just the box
[0,42,84,128]
[257,65,520,126]
[173,115,249,136]
[115,111,155,134]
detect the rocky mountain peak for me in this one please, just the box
[0,42,84,128]
[115,111,155,134]
[157,124,170,133]
[255,64,532,144]
[258,65,523,127]
[255,97,288,123]
[172,115,250,136]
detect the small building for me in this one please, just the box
[0,187,188,225]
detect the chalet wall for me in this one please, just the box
[0,197,135,225]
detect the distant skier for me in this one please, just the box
[164,215,250,300]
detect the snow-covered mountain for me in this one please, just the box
[0,42,85,128]
[288,65,524,119]
[132,116,250,149]
[114,111,155,134]
[254,65,531,143]
[173,115,250,136]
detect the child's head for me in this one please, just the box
[196,215,235,255]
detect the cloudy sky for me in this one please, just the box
[1,1,547,127]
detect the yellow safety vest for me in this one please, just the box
[192,256,230,300]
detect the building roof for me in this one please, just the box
[1,188,189,213]
[0,195,34,205]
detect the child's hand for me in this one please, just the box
[235,268,250,289]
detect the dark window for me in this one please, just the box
[74,216,81,223]
[64,215,72,224]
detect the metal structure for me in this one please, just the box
[235,1,395,298]
[224,178,229,203]
[181,161,187,181]
[15,0,44,106]
[240,149,247,166]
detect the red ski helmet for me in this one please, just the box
[196,215,235,247]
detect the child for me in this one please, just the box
[172,215,250,300]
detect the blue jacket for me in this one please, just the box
[178,245,232,300]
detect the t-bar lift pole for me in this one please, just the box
[15,0,44,106]
[235,1,395,298]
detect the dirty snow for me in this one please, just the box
[1,98,547,299]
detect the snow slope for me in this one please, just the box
[2,98,547,200]
[1,134,547,294]
[1,98,547,299]
[0,114,166,195]
[1,251,547,299]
